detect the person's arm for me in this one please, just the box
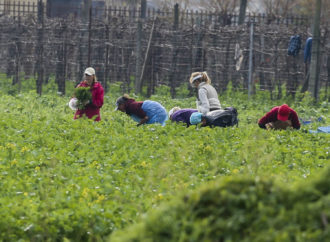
[258,108,277,129]
[174,114,189,126]
[290,110,301,129]
[198,88,210,115]
[90,84,104,108]
[126,102,148,125]
[137,116,149,126]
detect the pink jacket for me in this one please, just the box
[258,106,300,129]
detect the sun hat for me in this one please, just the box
[84,67,95,76]
[68,97,78,111]
[169,107,181,118]
[277,104,291,121]
[190,112,203,125]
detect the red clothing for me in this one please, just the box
[258,106,300,129]
[124,99,146,118]
[74,81,104,121]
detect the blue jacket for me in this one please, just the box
[304,37,312,63]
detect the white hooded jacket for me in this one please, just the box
[196,82,221,115]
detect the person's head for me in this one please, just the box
[115,94,131,112]
[169,107,181,120]
[189,72,211,88]
[84,67,97,86]
[189,112,203,125]
[277,104,291,122]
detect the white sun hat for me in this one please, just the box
[84,67,95,76]
[168,107,181,118]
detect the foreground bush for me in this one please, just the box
[111,167,330,242]
[0,89,328,240]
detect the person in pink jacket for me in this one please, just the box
[73,67,104,121]
[258,104,300,130]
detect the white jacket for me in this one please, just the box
[196,82,221,115]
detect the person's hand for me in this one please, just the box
[137,116,149,126]
[265,123,274,130]
[84,100,90,105]
[273,120,292,130]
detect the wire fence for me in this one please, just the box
[0,0,329,99]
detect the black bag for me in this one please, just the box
[204,107,238,127]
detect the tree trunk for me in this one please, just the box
[308,0,322,100]
[238,0,247,25]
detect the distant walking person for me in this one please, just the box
[258,104,300,130]
[301,37,313,92]
[116,94,168,126]
[69,67,104,121]
[169,107,198,127]
[189,72,221,115]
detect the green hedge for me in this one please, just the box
[111,167,330,242]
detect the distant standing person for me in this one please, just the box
[258,104,300,130]
[169,107,198,127]
[115,94,168,126]
[70,67,104,121]
[189,72,221,115]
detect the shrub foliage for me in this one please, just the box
[111,168,330,241]
[0,87,328,241]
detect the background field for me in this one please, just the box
[0,79,329,241]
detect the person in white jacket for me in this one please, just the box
[189,72,221,115]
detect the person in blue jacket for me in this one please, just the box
[115,94,168,126]
[301,37,313,92]
[304,37,312,64]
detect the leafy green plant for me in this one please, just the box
[110,167,330,242]
[0,88,328,241]
[74,87,92,110]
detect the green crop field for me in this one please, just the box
[0,79,329,241]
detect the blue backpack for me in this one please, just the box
[288,35,301,56]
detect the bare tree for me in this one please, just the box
[151,0,192,11]
[106,0,139,7]
[260,0,299,18]
[260,0,329,23]
[200,0,239,13]
[297,0,329,24]
[238,0,248,25]
[126,0,140,8]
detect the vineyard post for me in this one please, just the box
[169,3,179,98]
[248,21,254,98]
[88,2,92,67]
[36,0,44,96]
[60,24,68,95]
[327,55,330,101]
[238,0,247,25]
[13,16,21,90]
[135,0,146,94]
[104,23,110,93]
[140,16,156,98]
[308,0,322,100]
